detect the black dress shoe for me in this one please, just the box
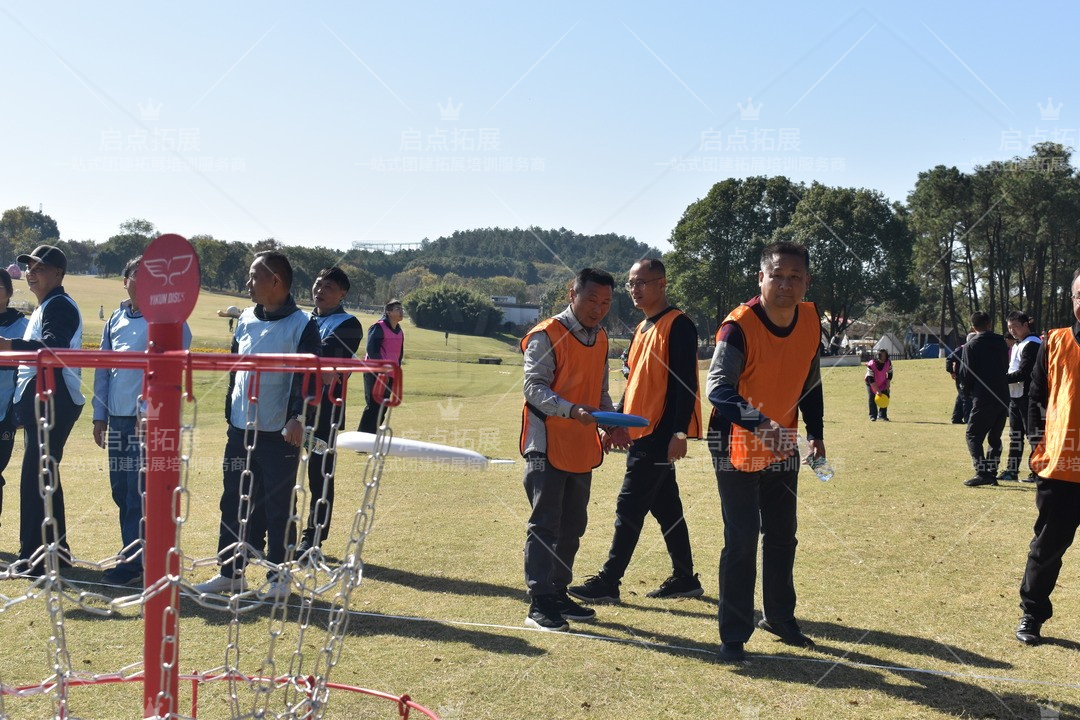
[757,618,815,648]
[716,642,747,662]
[964,476,998,487]
[1015,615,1042,645]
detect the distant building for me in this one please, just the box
[491,296,540,328]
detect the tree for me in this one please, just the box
[666,176,803,337]
[96,219,157,276]
[56,239,97,274]
[1,206,60,262]
[778,183,916,341]
[403,284,503,335]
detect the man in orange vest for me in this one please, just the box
[519,268,624,631]
[569,258,704,604]
[706,242,825,662]
[1015,268,1080,645]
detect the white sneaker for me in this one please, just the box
[258,575,292,600]
[194,574,247,594]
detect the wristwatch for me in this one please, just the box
[674,432,688,440]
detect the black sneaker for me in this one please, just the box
[1020,474,1038,483]
[964,475,998,487]
[647,573,704,599]
[102,568,144,587]
[567,574,620,603]
[997,470,1019,481]
[556,591,596,621]
[525,594,569,632]
[757,618,815,648]
[716,641,746,662]
[1015,615,1042,645]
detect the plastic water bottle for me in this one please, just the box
[797,435,833,482]
[282,428,328,455]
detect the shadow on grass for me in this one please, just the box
[362,562,523,601]
[727,620,1076,719]
[175,592,546,658]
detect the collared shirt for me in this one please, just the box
[521,304,614,455]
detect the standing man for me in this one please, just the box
[520,268,621,631]
[959,312,1010,487]
[357,300,404,434]
[706,242,824,662]
[569,259,703,604]
[0,246,84,577]
[297,267,363,556]
[92,255,192,586]
[947,333,975,424]
[1015,269,1080,645]
[1000,311,1041,483]
[194,251,320,598]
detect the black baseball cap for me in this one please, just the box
[17,244,67,271]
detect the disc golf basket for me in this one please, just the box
[0,235,437,719]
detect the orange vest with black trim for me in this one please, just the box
[718,301,820,472]
[1029,327,1080,483]
[519,318,607,473]
[622,309,703,441]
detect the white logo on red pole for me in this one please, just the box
[135,234,201,324]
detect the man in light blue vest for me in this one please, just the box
[194,251,320,598]
[92,255,192,587]
[0,245,84,577]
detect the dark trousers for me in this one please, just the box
[965,396,1008,477]
[216,426,300,578]
[16,383,83,563]
[951,381,972,423]
[302,398,343,546]
[867,386,889,420]
[713,452,799,643]
[1005,395,1029,474]
[600,449,694,582]
[523,453,591,597]
[1019,477,1080,622]
[358,373,393,434]
[0,409,15,522]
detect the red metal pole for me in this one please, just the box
[143,322,183,718]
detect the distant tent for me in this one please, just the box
[873,332,905,358]
[6,263,20,280]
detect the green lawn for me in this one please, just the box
[0,340,1077,718]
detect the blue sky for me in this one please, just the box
[0,1,1073,255]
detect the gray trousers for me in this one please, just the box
[523,452,591,597]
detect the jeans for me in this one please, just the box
[600,449,694,582]
[713,450,799,643]
[522,453,591,597]
[107,416,143,575]
[216,426,300,578]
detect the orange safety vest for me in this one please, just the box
[519,317,608,473]
[1029,327,1080,483]
[622,309,703,441]
[717,301,820,472]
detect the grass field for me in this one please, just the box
[1,310,1078,718]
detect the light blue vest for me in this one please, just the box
[92,303,193,419]
[15,294,84,405]
[229,307,311,431]
[314,310,358,355]
[0,314,30,421]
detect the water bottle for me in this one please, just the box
[797,435,833,482]
[282,427,328,455]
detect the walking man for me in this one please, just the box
[569,259,703,605]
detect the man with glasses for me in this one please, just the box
[569,259,704,605]
[1015,274,1080,645]
[0,245,84,577]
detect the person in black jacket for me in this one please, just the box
[1001,312,1042,482]
[946,333,975,424]
[960,312,1010,487]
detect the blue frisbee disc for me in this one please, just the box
[592,411,650,428]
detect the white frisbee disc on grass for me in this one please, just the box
[335,431,513,470]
